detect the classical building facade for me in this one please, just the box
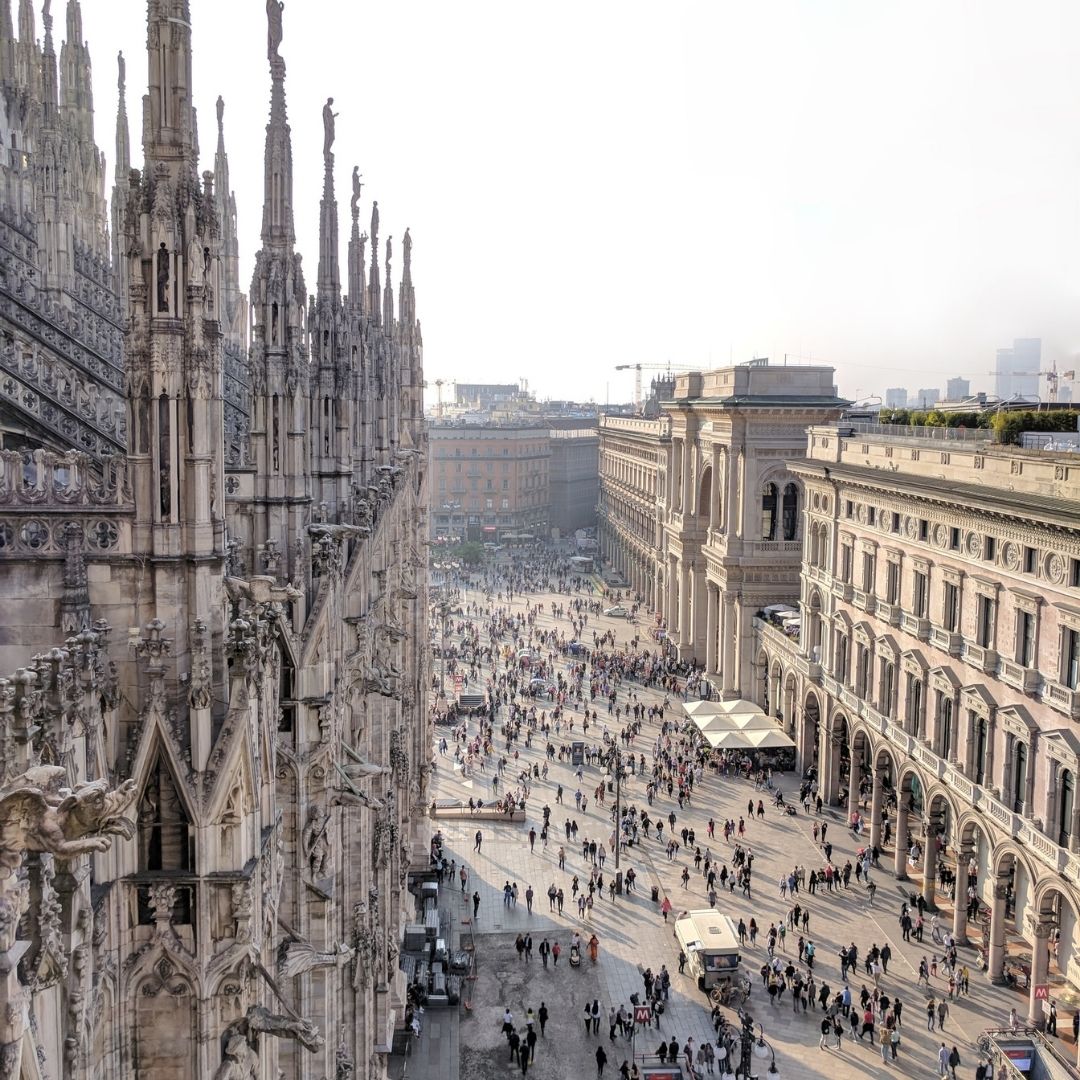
[547,428,597,537]
[0,3,428,1078]
[760,422,1080,1022]
[597,414,670,609]
[428,422,550,541]
[660,363,846,691]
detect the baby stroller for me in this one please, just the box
[569,942,582,968]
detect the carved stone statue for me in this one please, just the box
[302,805,330,880]
[350,167,363,217]
[322,97,338,158]
[403,227,411,268]
[117,50,125,92]
[266,0,284,61]
[156,242,170,311]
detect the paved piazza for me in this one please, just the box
[413,578,1068,1080]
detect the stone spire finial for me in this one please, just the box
[367,200,381,324]
[399,227,415,327]
[0,2,13,88]
[115,50,129,173]
[40,0,58,125]
[142,0,197,164]
[259,0,295,247]
[316,98,340,298]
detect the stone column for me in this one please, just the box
[1028,919,1054,1027]
[988,877,1008,983]
[708,447,719,533]
[952,849,971,945]
[666,556,678,633]
[678,561,691,645]
[847,760,860,823]
[705,584,718,674]
[721,594,737,696]
[869,768,884,851]
[894,804,910,880]
[922,826,938,909]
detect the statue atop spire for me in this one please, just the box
[370,201,379,255]
[216,94,224,138]
[350,166,363,223]
[403,228,411,274]
[385,236,392,280]
[267,0,283,61]
[117,48,125,93]
[322,96,337,161]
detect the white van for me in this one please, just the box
[674,909,741,991]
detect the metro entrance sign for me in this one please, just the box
[1034,984,1049,1000]
[634,1005,652,1025]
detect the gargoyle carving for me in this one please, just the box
[216,1004,323,1078]
[224,576,303,609]
[307,522,371,541]
[278,939,354,979]
[0,768,137,871]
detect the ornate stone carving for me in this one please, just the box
[216,1005,323,1078]
[277,938,354,978]
[301,805,330,880]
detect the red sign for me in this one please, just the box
[633,1005,652,1024]
[1034,984,1049,1000]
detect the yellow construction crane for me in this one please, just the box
[614,362,706,410]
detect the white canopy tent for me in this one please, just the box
[685,697,796,750]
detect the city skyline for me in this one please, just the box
[76,0,1080,406]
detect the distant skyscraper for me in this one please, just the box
[913,388,941,409]
[885,387,907,410]
[995,338,1041,400]
[946,377,970,401]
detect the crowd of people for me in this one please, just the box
[428,543,1034,1080]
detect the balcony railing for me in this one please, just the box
[852,589,877,615]
[962,641,999,675]
[1043,680,1080,720]
[874,600,902,627]
[900,612,930,641]
[998,657,1042,695]
[929,624,963,657]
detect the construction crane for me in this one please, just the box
[421,378,453,419]
[986,364,1076,403]
[614,362,707,410]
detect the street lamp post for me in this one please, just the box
[606,744,627,894]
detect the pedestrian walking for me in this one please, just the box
[596,1046,608,1078]
[474,830,483,852]
[937,1042,949,1078]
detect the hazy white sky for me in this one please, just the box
[78,0,1080,405]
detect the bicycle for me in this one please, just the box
[709,973,752,1009]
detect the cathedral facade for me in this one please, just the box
[0,2,430,1078]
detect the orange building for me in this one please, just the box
[429,423,551,541]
